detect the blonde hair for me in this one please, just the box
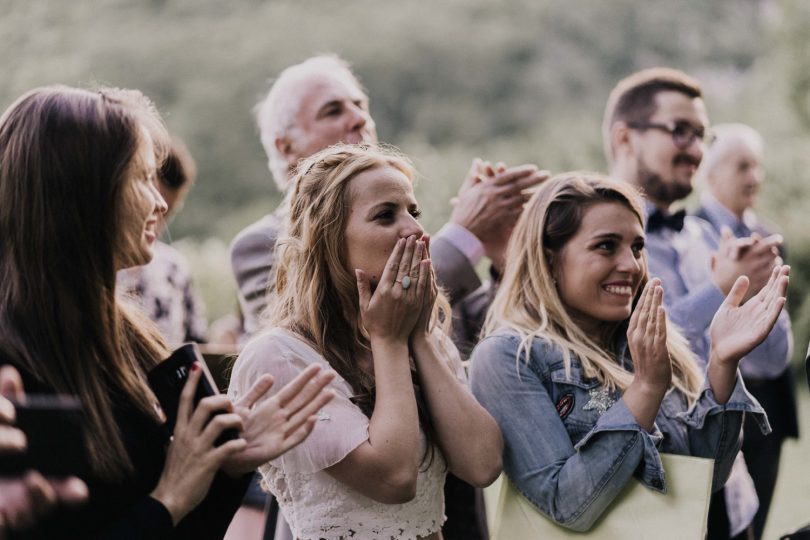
[484,172,702,402]
[271,143,450,416]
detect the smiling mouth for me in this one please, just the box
[602,284,633,296]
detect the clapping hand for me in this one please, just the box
[626,279,672,397]
[709,265,789,368]
[224,364,336,476]
[451,159,549,270]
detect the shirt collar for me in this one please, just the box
[700,193,742,231]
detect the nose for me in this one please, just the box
[151,183,168,215]
[617,247,642,275]
[681,136,703,164]
[347,102,371,133]
[401,215,424,240]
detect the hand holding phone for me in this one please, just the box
[148,344,238,445]
[0,394,88,478]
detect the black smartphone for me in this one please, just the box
[0,394,88,478]
[147,343,238,445]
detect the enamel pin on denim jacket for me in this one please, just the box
[470,330,769,532]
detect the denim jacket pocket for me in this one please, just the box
[549,368,607,445]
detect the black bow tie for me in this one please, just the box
[647,209,686,233]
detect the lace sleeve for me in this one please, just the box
[228,329,369,474]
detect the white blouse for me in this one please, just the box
[228,327,460,540]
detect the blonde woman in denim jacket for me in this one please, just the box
[470,173,787,532]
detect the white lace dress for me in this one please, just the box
[228,327,452,540]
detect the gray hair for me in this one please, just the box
[255,55,363,191]
[697,123,764,185]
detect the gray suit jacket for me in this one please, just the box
[230,211,482,336]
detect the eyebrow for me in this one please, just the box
[366,200,418,217]
[590,232,645,242]
[316,99,343,116]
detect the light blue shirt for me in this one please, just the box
[643,203,725,363]
[695,195,792,380]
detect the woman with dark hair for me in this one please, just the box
[470,172,787,533]
[228,144,503,540]
[0,85,334,539]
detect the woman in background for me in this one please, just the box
[0,85,334,539]
[470,172,786,532]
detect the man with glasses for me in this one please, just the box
[603,68,782,540]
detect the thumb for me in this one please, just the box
[462,158,483,190]
[356,269,371,308]
[0,366,24,401]
[723,275,750,310]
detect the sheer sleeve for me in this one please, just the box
[228,329,370,474]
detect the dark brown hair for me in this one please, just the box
[0,85,169,479]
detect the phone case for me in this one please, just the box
[0,394,88,477]
[147,343,238,445]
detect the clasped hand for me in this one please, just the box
[356,235,433,343]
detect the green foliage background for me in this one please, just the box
[4,0,810,359]
[4,1,810,533]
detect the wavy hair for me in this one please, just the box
[484,172,702,402]
[270,143,450,458]
[0,85,170,479]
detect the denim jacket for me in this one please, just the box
[469,330,770,532]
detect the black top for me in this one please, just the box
[1,356,250,540]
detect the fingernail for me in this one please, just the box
[191,362,200,371]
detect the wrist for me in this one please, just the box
[409,332,434,356]
[629,379,668,401]
[150,485,185,526]
[369,337,410,358]
[708,348,739,373]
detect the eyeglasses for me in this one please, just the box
[627,121,715,149]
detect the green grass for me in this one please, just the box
[763,376,810,539]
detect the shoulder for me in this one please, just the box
[470,330,563,374]
[228,328,327,395]
[230,214,283,257]
[151,241,191,275]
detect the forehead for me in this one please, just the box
[348,165,415,208]
[575,201,644,239]
[650,90,709,127]
[721,137,761,161]
[296,72,367,114]
[135,126,156,171]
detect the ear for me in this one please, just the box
[611,121,634,160]
[275,135,296,164]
